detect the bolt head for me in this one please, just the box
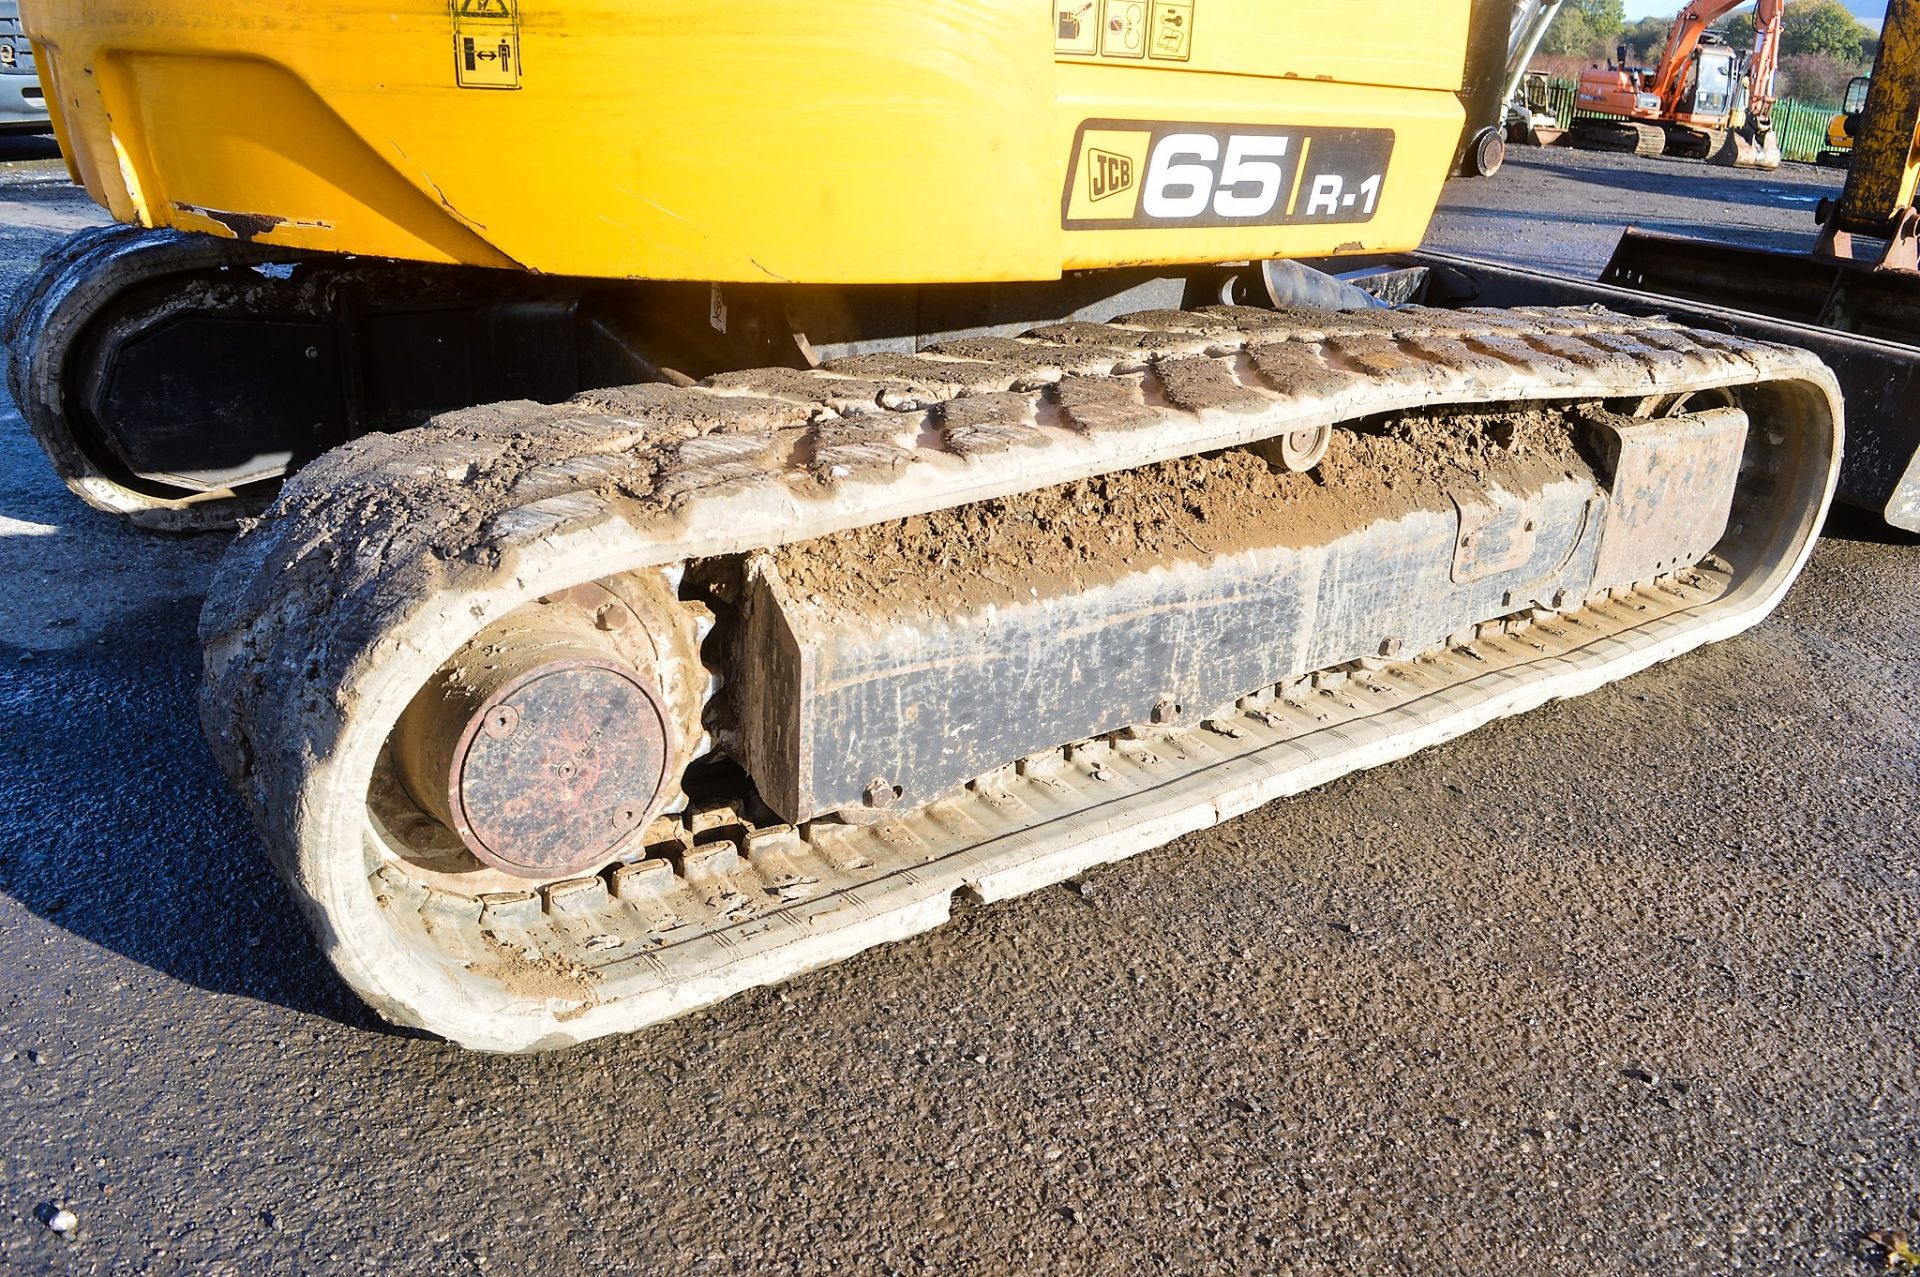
[482,704,521,739]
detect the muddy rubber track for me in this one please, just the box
[1572,120,1666,159]
[198,302,1842,1050]
[3,224,281,529]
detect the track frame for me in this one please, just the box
[197,303,1840,1050]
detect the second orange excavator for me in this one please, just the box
[1572,0,1783,168]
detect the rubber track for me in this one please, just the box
[197,301,1840,1048]
[1571,120,1665,159]
[3,225,281,529]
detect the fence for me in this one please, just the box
[1532,76,1838,163]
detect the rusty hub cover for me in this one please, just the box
[447,658,670,878]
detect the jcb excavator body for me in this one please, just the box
[7,0,1843,1049]
[34,0,1463,279]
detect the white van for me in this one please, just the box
[0,2,50,133]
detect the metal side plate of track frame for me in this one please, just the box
[735,406,1748,823]
[199,302,1840,1051]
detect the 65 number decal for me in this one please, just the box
[1062,121,1393,231]
[1142,134,1381,221]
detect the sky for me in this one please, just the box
[1620,0,1884,16]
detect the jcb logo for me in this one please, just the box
[1088,149,1134,202]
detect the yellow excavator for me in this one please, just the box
[1822,74,1871,166]
[6,1,1844,1050]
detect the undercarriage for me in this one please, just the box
[1567,118,1782,169]
[88,257,1826,1050]
[0,0,1848,1057]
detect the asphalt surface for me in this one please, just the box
[1,143,1917,1277]
[1427,144,1849,274]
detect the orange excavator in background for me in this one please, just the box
[1572,0,1784,168]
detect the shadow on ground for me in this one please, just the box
[0,132,61,163]
[1824,501,1920,548]
[0,595,386,1032]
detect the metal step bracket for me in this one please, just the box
[1449,482,1541,584]
[1584,406,1749,589]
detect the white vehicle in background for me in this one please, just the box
[0,2,49,133]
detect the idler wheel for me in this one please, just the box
[392,627,675,879]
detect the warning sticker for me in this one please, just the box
[1147,0,1192,61]
[451,0,520,90]
[1059,0,1195,63]
[1055,3,1098,55]
[1099,0,1147,58]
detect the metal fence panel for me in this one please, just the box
[1537,76,1839,163]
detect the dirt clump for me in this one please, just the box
[469,940,600,1005]
[773,404,1593,620]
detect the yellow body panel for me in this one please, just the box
[25,1,1469,283]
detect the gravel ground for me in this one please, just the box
[0,143,1916,1277]
[1427,144,1847,275]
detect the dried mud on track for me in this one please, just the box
[777,406,1589,619]
[0,149,1917,1277]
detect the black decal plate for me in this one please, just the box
[1062,120,1395,231]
